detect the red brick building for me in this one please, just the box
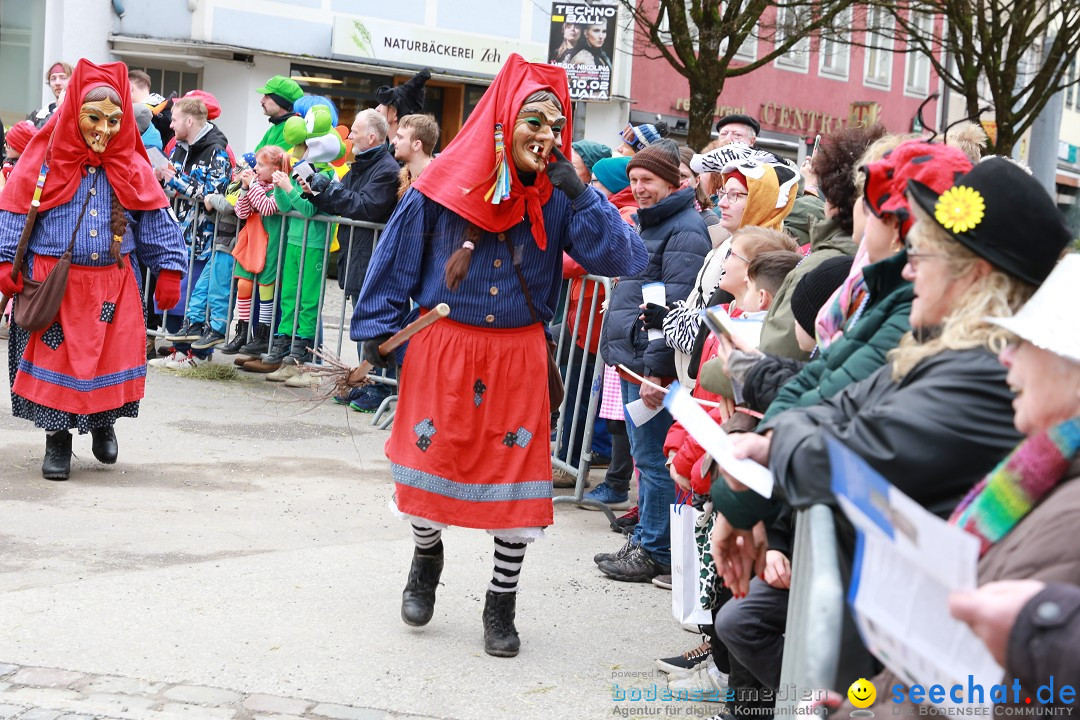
[627,5,944,157]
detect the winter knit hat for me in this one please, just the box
[572,139,612,174]
[791,255,855,336]
[592,156,631,193]
[5,121,37,154]
[376,68,431,117]
[619,121,669,153]
[720,148,801,231]
[863,140,972,241]
[132,103,153,134]
[626,138,681,187]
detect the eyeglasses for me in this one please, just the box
[717,189,749,204]
[904,242,949,268]
[724,247,750,264]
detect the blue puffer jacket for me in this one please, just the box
[600,187,710,378]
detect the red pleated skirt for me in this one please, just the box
[13,255,146,415]
[387,316,554,530]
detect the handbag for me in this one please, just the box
[670,502,714,626]
[510,244,565,410]
[11,174,97,333]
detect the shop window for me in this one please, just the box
[128,66,201,99]
[0,0,46,128]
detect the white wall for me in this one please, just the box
[41,0,114,106]
[201,55,292,153]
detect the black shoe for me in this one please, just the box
[239,323,270,356]
[597,546,669,582]
[401,548,444,626]
[220,320,249,355]
[656,637,712,675]
[191,327,226,350]
[288,336,315,364]
[482,590,520,657]
[42,431,72,480]
[593,538,635,566]
[90,426,118,464]
[165,319,204,342]
[261,334,292,364]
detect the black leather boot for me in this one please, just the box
[219,320,249,355]
[482,590,520,657]
[42,431,72,480]
[238,322,270,356]
[90,426,118,464]
[401,548,444,626]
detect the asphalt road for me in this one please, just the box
[0,346,719,719]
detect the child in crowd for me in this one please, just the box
[229,147,289,358]
[739,250,802,317]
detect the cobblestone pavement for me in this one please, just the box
[0,663,436,720]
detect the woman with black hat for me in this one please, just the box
[709,156,1073,599]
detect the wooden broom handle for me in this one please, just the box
[346,303,450,385]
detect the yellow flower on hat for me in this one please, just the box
[935,185,985,234]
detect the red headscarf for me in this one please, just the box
[411,53,573,250]
[0,59,168,213]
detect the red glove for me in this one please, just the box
[154,269,182,310]
[0,262,23,297]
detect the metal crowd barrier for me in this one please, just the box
[549,274,619,523]
[144,196,396,426]
[147,198,620,461]
[776,504,844,703]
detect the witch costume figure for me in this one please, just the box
[353,54,647,657]
[0,59,187,481]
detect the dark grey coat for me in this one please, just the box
[599,187,710,378]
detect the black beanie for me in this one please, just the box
[791,255,855,337]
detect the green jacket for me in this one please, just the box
[698,215,856,397]
[783,193,825,247]
[255,116,292,151]
[760,250,913,424]
[274,171,337,249]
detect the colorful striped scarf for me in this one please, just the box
[950,416,1080,556]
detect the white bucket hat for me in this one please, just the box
[986,253,1080,364]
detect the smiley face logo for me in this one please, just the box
[848,678,877,709]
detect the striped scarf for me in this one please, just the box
[950,417,1080,556]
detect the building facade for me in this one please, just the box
[628,5,945,160]
[0,0,634,152]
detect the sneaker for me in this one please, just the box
[284,369,321,388]
[334,387,368,405]
[165,351,201,370]
[266,360,301,382]
[597,545,669,582]
[666,658,728,703]
[148,350,182,368]
[191,327,226,350]
[593,538,635,565]
[349,384,394,412]
[656,637,711,675]
[580,482,631,510]
[612,506,639,535]
[165,320,204,343]
[651,574,672,590]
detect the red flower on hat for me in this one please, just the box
[935,185,985,234]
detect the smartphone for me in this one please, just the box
[701,305,735,342]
